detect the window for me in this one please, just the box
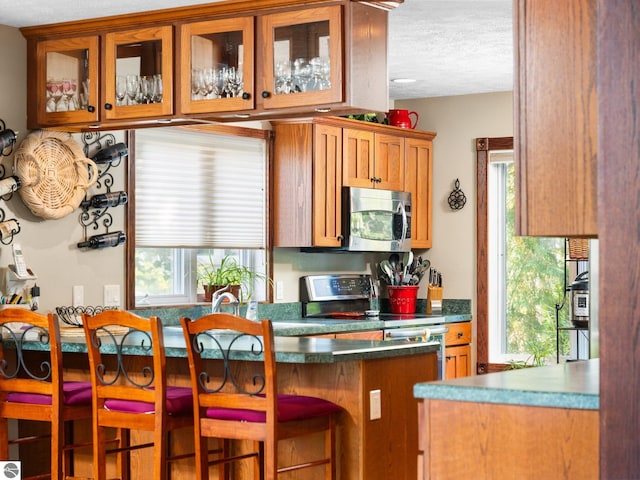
[130,126,269,307]
[486,150,565,366]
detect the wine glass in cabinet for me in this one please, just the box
[259,5,343,111]
[33,36,99,127]
[103,25,174,120]
[179,17,254,115]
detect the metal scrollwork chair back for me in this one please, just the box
[82,310,194,480]
[0,307,92,480]
[181,313,342,480]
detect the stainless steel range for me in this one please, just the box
[300,274,448,379]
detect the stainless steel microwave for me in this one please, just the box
[343,187,411,252]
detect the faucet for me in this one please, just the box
[211,285,240,315]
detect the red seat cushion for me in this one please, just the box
[104,386,193,415]
[205,394,342,423]
[6,381,92,406]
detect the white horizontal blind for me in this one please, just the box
[135,127,266,249]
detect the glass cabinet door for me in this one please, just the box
[36,36,99,126]
[104,26,173,120]
[180,17,254,114]
[260,5,343,110]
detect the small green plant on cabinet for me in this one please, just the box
[197,254,267,303]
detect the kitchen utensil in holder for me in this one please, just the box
[427,285,443,315]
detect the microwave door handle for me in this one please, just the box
[398,201,408,242]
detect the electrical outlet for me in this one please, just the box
[103,285,121,307]
[369,389,381,420]
[276,281,284,300]
[72,285,84,307]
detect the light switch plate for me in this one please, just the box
[104,285,121,307]
[369,389,381,420]
[72,285,84,307]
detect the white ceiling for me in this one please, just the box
[0,0,513,100]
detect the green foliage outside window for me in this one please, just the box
[504,163,568,364]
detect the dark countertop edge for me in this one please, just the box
[413,359,599,411]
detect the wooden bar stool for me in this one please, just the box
[181,313,342,480]
[82,310,194,480]
[0,307,93,480]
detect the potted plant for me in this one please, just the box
[197,254,267,303]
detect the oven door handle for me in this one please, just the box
[427,326,449,336]
[386,328,430,339]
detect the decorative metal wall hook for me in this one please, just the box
[448,178,467,210]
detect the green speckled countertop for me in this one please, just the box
[45,326,441,363]
[414,359,599,410]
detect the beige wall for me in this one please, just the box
[1,24,513,313]
[0,26,126,312]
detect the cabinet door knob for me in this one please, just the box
[104,103,113,110]
[87,105,95,113]
[261,91,270,99]
[337,235,344,241]
[458,332,463,338]
[242,92,251,100]
[446,356,452,360]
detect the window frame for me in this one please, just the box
[125,125,273,310]
[476,136,513,374]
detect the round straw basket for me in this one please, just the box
[14,130,97,220]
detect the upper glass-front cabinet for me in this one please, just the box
[180,18,254,114]
[36,36,100,126]
[104,26,174,120]
[260,5,343,110]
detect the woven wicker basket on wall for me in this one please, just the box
[568,238,589,259]
[13,130,97,220]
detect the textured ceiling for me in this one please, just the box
[0,0,513,100]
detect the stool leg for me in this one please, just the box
[0,418,8,460]
[117,428,130,480]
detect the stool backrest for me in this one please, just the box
[181,314,277,423]
[82,310,166,413]
[0,308,62,403]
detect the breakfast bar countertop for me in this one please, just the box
[414,358,599,410]
[40,324,442,363]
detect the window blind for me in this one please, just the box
[134,127,266,249]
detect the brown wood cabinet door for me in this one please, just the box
[104,25,174,120]
[32,36,100,127]
[313,124,343,247]
[445,344,471,379]
[514,0,597,237]
[405,136,433,248]
[259,5,343,110]
[343,127,375,188]
[374,133,405,191]
[179,16,254,114]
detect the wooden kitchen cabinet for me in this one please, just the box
[343,128,404,190]
[444,321,472,379]
[26,25,173,129]
[30,36,100,127]
[405,136,434,248]
[22,0,392,130]
[104,25,174,120]
[273,116,436,248]
[514,0,597,237]
[179,16,255,115]
[273,120,343,247]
